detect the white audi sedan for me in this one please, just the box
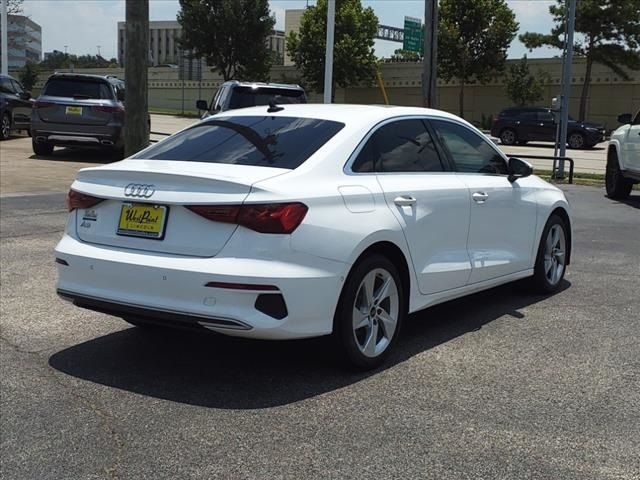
[55,105,572,369]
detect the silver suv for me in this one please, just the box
[196,81,307,118]
[31,73,126,156]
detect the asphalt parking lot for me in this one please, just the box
[1,130,639,479]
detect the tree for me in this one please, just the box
[177,0,275,81]
[286,0,378,99]
[7,0,24,14]
[437,0,518,118]
[520,0,640,121]
[19,60,38,91]
[505,56,549,106]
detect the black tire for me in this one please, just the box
[333,254,406,370]
[500,128,517,146]
[605,150,633,199]
[32,138,54,156]
[567,132,585,149]
[531,214,568,293]
[0,113,10,140]
[122,317,157,328]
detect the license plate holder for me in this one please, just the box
[117,203,168,240]
[65,106,83,115]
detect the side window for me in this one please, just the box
[538,111,554,122]
[352,119,444,173]
[519,111,537,120]
[11,80,24,94]
[431,120,508,175]
[0,78,14,94]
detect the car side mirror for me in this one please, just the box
[196,100,208,111]
[617,113,632,124]
[20,91,31,100]
[508,157,533,182]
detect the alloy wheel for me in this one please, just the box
[568,133,584,149]
[501,129,516,145]
[543,224,566,286]
[1,115,9,139]
[352,268,399,358]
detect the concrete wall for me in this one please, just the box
[19,57,640,130]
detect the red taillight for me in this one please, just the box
[34,101,54,109]
[186,202,308,234]
[92,104,124,113]
[66,189,104,211]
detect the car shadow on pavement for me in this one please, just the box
[49,280,570,410]
[609,192,640,209]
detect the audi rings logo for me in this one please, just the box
[124,183,156,198]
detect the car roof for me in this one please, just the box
[0,74,18,81]
[47,73,116,83]
[222,80,304,90]
[210,103,465,129]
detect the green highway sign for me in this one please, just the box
[403,16,423,54]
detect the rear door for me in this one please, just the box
[514,110,539,141]
[353,118,472,295]
[430,119,538,284]
[533,110,557,141]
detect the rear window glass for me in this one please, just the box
[133,116,344,169]
[44,79,113,99]
[228,87,306,109]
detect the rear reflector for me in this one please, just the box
[205,281,279,291]
[186,202,308,234]
[34,101,54,109]
[66,189,104,211]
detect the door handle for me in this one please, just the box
[394,195,417,207]
[472,191,489,203]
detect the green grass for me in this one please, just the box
[535,169,605,187]
[149,108,201,118]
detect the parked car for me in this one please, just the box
[0,74,33,140]
[55,104,572,369]
[491,106,606,149]
[196,80,307,118]
[606,110,640,199]
[31,73,127,156]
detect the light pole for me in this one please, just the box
[1,0,8,76]
[557,0,576,178]
[422,0,438,108]
[323,0,335,104]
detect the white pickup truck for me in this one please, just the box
[606,111,640,199]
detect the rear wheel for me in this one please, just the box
[531,215,568,293]
[0,113,10,140]
[32,138,54,156]
[568,132,585,149]
[500,128,517,146]
[605,150,633,199]
[333,254,406,370]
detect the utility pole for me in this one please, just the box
[124,0,149,157]
[1,0,8,76]
[96,45,101,57]
[422,0,438,108]
[323,0,335,104]
[557,0,576,178]
[64,45,68,55]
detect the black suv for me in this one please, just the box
[0,74,33,140]
[490,107,605,149]
[196,81,307,118]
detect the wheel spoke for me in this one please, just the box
[363,321,378,356]
[377,309,396,339]
[544,257,553,275]
[353,306,370,330]
[362,273,376,310]
[373,275,392,305]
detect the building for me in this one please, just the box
[118,21,287,68]
[284,9,305,66]
[1,15,42,68]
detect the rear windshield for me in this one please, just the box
[133,116,344,169]
[228,87,306,109]
[43,79,113,100]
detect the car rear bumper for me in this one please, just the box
[54,233,348,340]
[32,124,123,148]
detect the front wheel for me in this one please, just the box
[567,132,585,149]
[500,128,517,146]
[531,215,568,293]
[333,254,406,370]
[32,138,54,156]
[0,113,10,140]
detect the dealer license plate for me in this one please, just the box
[65,106,83,115]
[117,203,168,240]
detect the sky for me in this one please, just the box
[21,0,562,60]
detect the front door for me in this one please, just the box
[430,119,538,284]
[350,118,472,295]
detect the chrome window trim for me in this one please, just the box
[343,115,510,176]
